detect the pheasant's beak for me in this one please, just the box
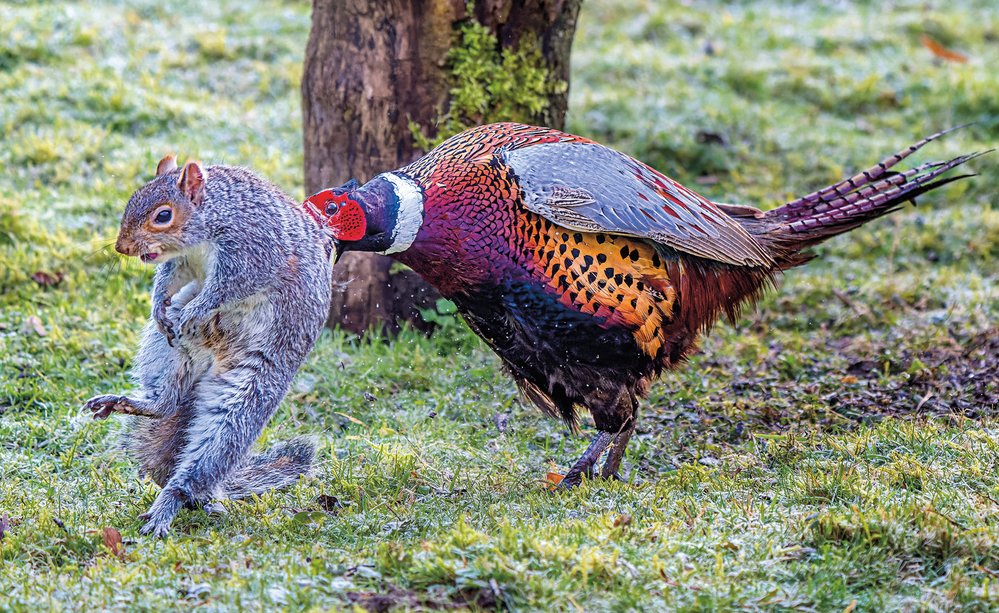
[332,239,344,264]
[303,182,367,244]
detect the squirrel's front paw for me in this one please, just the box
[85,394,159,419]
[153,298,176,346]
[85,394,130,420]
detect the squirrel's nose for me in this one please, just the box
[114,235,132,256]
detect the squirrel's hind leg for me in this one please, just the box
[139,360,290,536]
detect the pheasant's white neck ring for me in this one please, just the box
[380,172,424,254]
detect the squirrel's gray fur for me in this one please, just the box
[85,159,332,537]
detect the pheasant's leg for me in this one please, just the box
[560,431,615,488]
[600,419,636,480]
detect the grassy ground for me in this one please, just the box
[1,0,997,610]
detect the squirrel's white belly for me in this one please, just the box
[171,285,276,373]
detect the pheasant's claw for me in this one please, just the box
[556,430,615,491]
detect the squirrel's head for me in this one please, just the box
[304,172,424,261]
[116,155,208,264]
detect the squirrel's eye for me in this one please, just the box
[325,201,340,216]
[152,207,173,225]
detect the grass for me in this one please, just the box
[1,0,997,609]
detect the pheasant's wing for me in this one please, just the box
[503,141,773,267]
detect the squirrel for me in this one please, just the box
[84,155,333,537]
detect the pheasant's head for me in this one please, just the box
[304,172,424,261]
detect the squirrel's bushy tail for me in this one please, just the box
[221,436,317,499]
[130,415,316,498]
[743,127,990,268]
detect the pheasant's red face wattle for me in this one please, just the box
[303,189,367,241]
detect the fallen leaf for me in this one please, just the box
[31,271,65,287]
[613,513,632,529]
[545,472,564,491]
[840,375,858,385]
[102,527,125,559]
[660,574,677,587]
[316,494,343,514]
[22,315,47,337]
[843,599,858,613]
[921,35,968,63]
[976,565,999,578]
[334,411,366,426]
[659,568,695,588]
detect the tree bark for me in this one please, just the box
[302,0,582,335]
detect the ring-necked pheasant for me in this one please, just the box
[305,122,985,487]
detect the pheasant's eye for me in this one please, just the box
[325,201,340,216]
[152,206,173,226]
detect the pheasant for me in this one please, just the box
[305,122,984,487]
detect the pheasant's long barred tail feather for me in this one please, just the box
[783,151,986,233]
[761,129,991,261]
[780,124,973,213]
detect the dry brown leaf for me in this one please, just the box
[840,375,858,385]
[102,527,125,559]
[31,271,65,287]
[613,513,632,528]
[316,494,343,514]
[921,35,968,63]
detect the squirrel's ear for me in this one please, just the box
[155,154,177,176]
[178,161,207,205]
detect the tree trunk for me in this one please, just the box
[302,0,582,335]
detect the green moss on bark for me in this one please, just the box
[410,15,566,150]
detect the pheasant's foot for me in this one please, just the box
[559,430,615,489]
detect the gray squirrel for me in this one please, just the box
[85,155,333,537]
